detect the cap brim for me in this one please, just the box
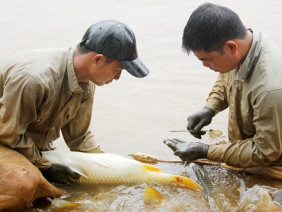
[120,58,149,78]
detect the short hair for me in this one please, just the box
[77,26,92,54]
[77,27,116,64]
[182,3,247,53]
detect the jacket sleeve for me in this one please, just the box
[61,84,102,153]
[0,74,50,169]
[205,73,229,115]
[208,89,282,167]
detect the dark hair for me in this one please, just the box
[77,27,92,54]
[182,3,247,53]
[77,27,116,64]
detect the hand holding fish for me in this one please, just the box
[164,138,209,161]
[41,163,80,185]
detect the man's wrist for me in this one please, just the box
[203,107,215,118]
[200,144,210,158]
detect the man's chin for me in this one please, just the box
[213,68,231,73]
[96,82,111,86]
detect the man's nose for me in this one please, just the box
[114,70,122,80]
[202,61,210,68]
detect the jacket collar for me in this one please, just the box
[235,29,262,82]
[67,47,83,93]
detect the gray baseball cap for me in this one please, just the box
[80,20,149,78]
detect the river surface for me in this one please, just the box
[0,0,282,211]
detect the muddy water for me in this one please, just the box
[0,0,282,211]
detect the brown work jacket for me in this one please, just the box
[205,30,282,168]
[0,47,100,170]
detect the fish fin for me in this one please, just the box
[144,186,163,205]
[52,199,83,210]
[68,162,89,179]
[94,161,115,169]
[142,164,163,173]
[69,158,115,178]
[173,175,203,192]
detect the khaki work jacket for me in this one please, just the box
[205,30,282,168]
[0,47,100,170]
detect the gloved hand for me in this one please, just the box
[187,107,214,139]
[41,163,79,185]
[163,138,209,161]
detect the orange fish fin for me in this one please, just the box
[173,175,203,192]
[142,164,163,173]
[144,186,163,205]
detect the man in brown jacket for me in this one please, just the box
[164,3,282,178]
[0,20,149,185]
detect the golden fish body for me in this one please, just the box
[42,151,202,191]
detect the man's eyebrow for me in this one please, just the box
[198,57,207,61]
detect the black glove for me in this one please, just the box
[41,163,79,185]
[187,107,214,139]
[163,138,209,161]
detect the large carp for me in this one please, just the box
[42,150,202,191]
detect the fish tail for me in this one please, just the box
[142,164,202,191]
[171,175,203,191]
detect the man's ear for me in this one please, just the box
[225,40,238,54]
[92,54,104,64]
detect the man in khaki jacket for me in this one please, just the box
[0,20,149,184]
[164,3,282,178]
